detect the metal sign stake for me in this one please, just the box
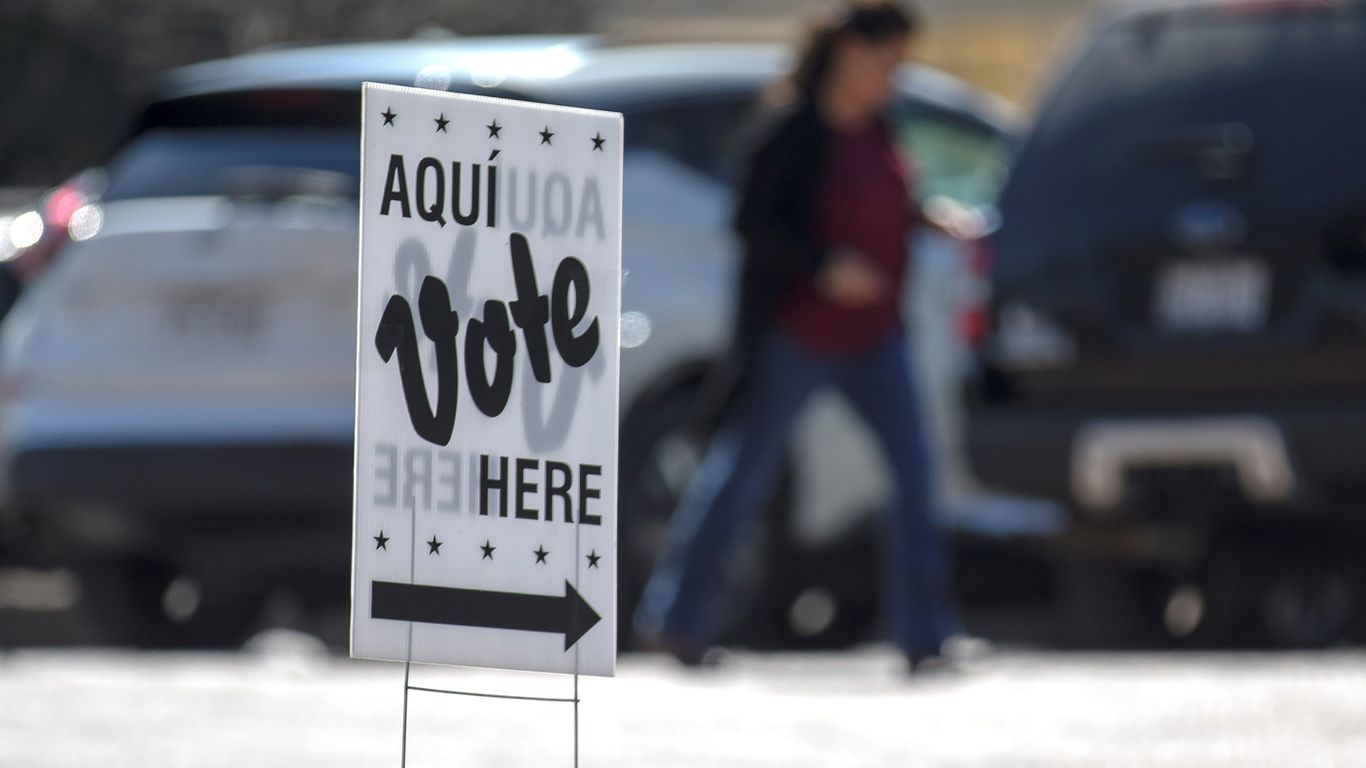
[396,496,583,767]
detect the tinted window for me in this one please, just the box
[999,6,1366,274]
[103,128,359,201]
[893,108,1010,210]
[624,94,756,182]
[137,89,361,131]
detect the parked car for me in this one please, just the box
[0,35,1021,647]
[967,0,1366,647]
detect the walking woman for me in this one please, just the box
[633,0,964,671]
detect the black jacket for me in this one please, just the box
[686,100,834,430]
[731,100,832,361]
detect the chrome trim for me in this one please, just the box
[1071,417,1295,512]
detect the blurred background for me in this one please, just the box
[3,0,1366,698]
[0,0,1074,189]
[9,1,1366,765]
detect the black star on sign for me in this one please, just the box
[427,536,443,555]
[374,531,390,550]
[587,550,602,569]
[539,126,554,145]
[487,120,502,139]
[434,113,450,133]
[591,132,606,152]
[381,108,396,126]
[480,540,496,560]
[534,545,549,564]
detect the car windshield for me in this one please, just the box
[102,128,360,201]
[998,5,1366,273]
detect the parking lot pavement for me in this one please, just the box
[2,637,1365,768]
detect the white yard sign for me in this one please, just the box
[351,83,620,677]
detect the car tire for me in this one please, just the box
[753,518,879,650]
[74,557,262,649]
[1198,532,1357,649]
[1054,558,1169,649]
[616,378,793,649]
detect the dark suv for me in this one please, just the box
[968,0,1366,646]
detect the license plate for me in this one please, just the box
[1153,258,1269,333]
[161,287,265,341]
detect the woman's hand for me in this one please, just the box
[817,249,887,307]
[921,195,986,241]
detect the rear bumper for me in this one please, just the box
[2,443,353,570]
[967,404,1366,512]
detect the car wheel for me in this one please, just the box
[616,380,792,649]
[1200,533,1358,649]
[754,518,879,650]
[1256,560,1356,649]
[1054,558,1170,649]
[74,557,262,649]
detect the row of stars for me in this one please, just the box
[380,107,606,151]
[373,530,602,568]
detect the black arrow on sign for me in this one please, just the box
[371,580,601,650]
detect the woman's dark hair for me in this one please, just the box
[790,1,919,100]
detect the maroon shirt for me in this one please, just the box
[779,119,913,355]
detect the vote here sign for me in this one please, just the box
[351,83,620,677]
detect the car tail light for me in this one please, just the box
[7,173,103,282]
[955,237,993,348]
[43,184,86,231]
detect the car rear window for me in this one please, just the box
[102,89,372,202]
[997,4,1366,275]
[102,128,359,202]
[624,92,758,183]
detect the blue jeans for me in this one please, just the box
[633,329,959,657]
